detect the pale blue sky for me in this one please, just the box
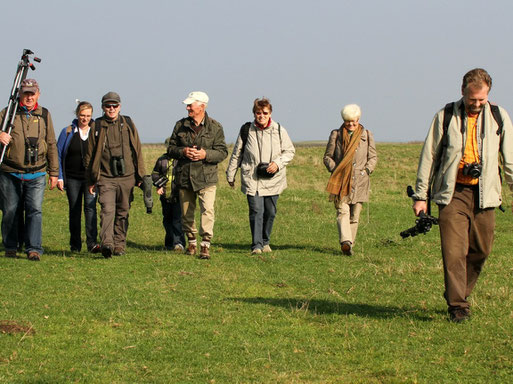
[1,0,513,143]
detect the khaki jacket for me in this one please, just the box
[84,115,145,185]
[226,121,295,196]
[323,127,377,203]
[0,105,58,176]
[414,99,513,208]
[167,113,228,192]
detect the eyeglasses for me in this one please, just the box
[255,111,270,116]
[103,104,120,109]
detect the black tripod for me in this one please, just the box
[0,49,41,165]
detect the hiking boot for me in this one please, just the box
[449,308,471,323]
[341,241,353,256]
[186,243,197,255]
[199,246,210,259]
[27,251,41,261]
[5,250,17,258]
[89,244,101,254]
[251,248,262,255]
[113,247,125,256]
[102,246,113,258]
[262,244,272,253]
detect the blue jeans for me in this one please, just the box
[66,177,98,251]
[0,172,46,254]
[160,195,185,249]
[247,193,279,251]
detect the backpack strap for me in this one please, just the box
[237,122,251,167]
[121,115,135,134]
[441,102,454,149]
[489,103,503,136]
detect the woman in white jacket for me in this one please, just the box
[226,98,295,254]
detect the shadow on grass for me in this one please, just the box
[217,242,338,255]
[230,297,436,321]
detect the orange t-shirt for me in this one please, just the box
[456,114,480,185]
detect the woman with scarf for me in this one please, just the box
[324,104,377,255]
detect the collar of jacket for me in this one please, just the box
[184,112,209,130]
[19,104,43,116]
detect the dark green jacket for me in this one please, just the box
[167,113,228,191]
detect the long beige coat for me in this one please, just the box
[323,127,377,203]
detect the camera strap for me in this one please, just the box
[256,123,281,164]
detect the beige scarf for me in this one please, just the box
[326,125,363,202]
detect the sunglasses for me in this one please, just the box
[103,104,120,109]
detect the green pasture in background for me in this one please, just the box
[0,143,512,383]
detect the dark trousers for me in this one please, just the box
[438,184,495,312]
[66,177,98,251]
[96,175,135,250]
[160,195,185,249]
[247,193,279,251]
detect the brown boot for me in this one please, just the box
[186,243,197,255]
[341,241,353,256]
[27,251,41,261]
[199,245,210,259]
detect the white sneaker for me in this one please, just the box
[251,248,262,255]
[262,245,272,253]
[173,244,185,252]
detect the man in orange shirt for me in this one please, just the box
[413,68,513,323]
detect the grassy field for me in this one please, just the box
[1,143,513,383]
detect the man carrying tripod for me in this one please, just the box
[0,79,58,261]
[412,68,513,322]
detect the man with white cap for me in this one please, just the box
[167,91,228,259]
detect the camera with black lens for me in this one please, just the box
[24,137,38,165]
[110,156,125,177]
[400,212,439,238]
[462,162,481,179]
[400,185,439,239]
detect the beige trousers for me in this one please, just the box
[335,201,363,244]
[179,185,217,242]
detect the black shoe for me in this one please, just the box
[102,246,113,258]
[449,308,470,323]
[113,247,125,256]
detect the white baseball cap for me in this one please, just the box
[183,91,209,105]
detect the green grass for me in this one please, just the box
[1,143,513,383]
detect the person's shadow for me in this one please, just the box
[229,297,439,321]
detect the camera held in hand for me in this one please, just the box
[462,162,481,179]
[400,185,439,239]
[400,212,439,238]
[111,156,125,177]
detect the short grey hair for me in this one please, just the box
[341,104,361,121]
